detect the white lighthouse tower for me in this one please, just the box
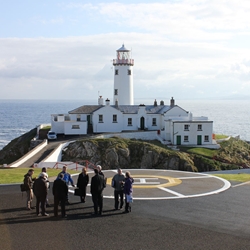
[113,44,134,105]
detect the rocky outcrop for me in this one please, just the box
[0,128,37,165]
[62,138,196,171]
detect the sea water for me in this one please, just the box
[0,99,250,150]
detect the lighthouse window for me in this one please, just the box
[114,89,118,95]
[128,118,132,126]
[99,115,103,123]
[128,69,131,75]
[115,69,119,75]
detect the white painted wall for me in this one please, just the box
[169,121,213,145]
[64,121,87,135]
[51,115,65,133]
[164,106,188,118]
[113,64,134,105]
[8,140,48,168]
[92,106,123,133]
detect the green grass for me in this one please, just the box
[40,126,51,130]
[215,134,228,140]
[213,173,250,182]
[0,168,80,184]
[185,148,216,158]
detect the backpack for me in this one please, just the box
[20,184,27,192]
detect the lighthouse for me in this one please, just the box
[113,44,134,105]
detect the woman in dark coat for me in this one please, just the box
[77,167,89,203]
[123,171,134,213]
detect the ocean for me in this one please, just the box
[0,99,250,150]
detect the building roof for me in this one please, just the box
[69,105,102,114]
[69,105,175,115]
[117,44,129,52]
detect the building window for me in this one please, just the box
[99,115,103,123]
[198,124,202,131]
[115,69,119,75]
[113,114,117,123]
[184,124,189,131]
[72,125,80,129]
[152,118,157,126]
[114,89,118,95]
[184,136,189,142]
[77,115,81,121]
[204,135,209,142]
[128,118,132,126]
[128,69,131,75]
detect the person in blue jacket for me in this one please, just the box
[57,165,75,204]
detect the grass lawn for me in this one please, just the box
[215,134,228,139]
[0,168,80,184]
[213,173,250,182]
[185,147,216,158]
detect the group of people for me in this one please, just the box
[23,165,134,218]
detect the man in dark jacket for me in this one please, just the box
[91,168,105,215]
[53,173,68,218]
[23,169,35,210]
[57,165,75,205]
[33,173,48,216]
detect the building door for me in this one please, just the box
[176,135,181,145]
[197,135,202,145]
[140,117,145,130]
[87,115,93,133]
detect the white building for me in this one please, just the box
[50,45,216,147]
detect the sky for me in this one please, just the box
[1,0,250,103]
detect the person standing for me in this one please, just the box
[112,168,125,210]
[23,169,35,210]
[33,173,49,216]
[58,165,75,204]
[77,167,89,203]
[39,167,50,207]
[91,168,105,215]
[97,165,107,187]
[123,171,134,213]
[53,173,68,218]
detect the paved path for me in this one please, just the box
[1,170,250,249]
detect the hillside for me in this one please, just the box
[62,137,250,172]
[1,130,250,172]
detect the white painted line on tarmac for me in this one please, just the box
[69,170,232,200]
[158,187,185,197]
[178,176,213,179]
[134,182,160,185]
[232,181,250,188]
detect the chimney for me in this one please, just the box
[170,97,175,107]
[105,98,110,106]
[115,99,118,107]
[98,96,104,105]
[160,100,164,105]
[154,99,157,107]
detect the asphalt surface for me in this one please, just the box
[1,174,250,250]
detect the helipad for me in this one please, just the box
[71,169,231,200]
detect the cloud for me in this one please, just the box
[1,1,250,100]
[64,1,250,41]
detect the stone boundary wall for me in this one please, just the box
[8,140,48,168]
